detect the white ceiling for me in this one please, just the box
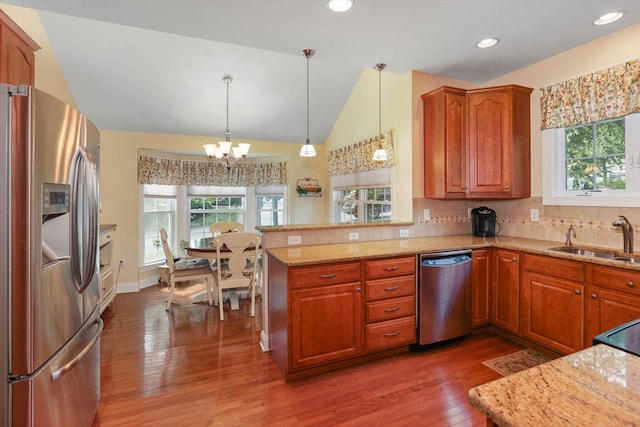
[2,0,640,146]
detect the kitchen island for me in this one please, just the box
[468,344,640,426]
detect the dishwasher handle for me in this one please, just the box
[420,249,472,267]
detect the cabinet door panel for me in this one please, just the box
[365,256,416,280]
[522,272,584,354]
[491,250,520,333]
[290,283,363,370]
[472,249,491,327]
[586,287,640,345]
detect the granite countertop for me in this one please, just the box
[265,234,640,270]
[468,344,640,426]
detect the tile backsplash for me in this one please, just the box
[413,197,639,252]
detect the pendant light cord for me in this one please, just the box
[375,63,386,149]
[223,75,232,142]
[303,49,314,144]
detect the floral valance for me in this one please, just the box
[540,58,640,130]
[327,130,394,176]
[137,155,287,187]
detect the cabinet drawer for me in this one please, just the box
[290,262,360,289]
[365,317,416,352]
[100,231,114,247]
[365,256,416,280]
[366,275,415,301]
[523,253,584,282]
[366,296,415,323]
[592,266,640,294]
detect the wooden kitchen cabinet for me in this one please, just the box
[364,256,416,352]
[0,10,39,85]
[422,84,532,200]
[586,265,640,346]
[268,254,416,380]
[491,249,520,333]
[521,254,585,354]
[472,249,491,327]
[422,86,467,198]
[467,85,532,199]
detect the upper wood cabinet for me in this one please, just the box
[422,84,532,200]
[0,9,39,85]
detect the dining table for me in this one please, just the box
[184,237,259,311]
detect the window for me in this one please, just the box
[188,186,245,241]
[143,184,176,264]
[332,167,393,224]
[256,186,286,226]
[543,113,640,206]
[335,187,392,224]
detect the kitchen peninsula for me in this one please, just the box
[265,230,640,381]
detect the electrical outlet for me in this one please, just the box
[423,209,431,222]
[348,232,359,241]
[418,215,424,224]
[530,209,539,222]
[399,229,409,238]
[287,235,302,245]
[119,258,125,268]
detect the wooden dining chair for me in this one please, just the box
[212,231,261,321]
[160,228,215,311]
[209,221,244,236]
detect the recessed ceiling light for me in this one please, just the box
[327,0,353,12]
[593,11,625,25]
[476,38,499,49]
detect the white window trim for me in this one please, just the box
[542,114,640,207]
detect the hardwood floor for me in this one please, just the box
[93,286,521,426]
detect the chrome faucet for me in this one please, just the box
[565,225,576,246]
[613,215,634,254]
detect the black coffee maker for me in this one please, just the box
[471,206,497,237]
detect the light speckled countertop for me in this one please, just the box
[265,234,640,271]
[468,344,640,426]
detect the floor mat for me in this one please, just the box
[481,348,551,376]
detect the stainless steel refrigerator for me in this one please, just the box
[1,85,103,426]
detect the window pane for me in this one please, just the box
[257,196,284,226]
[143,197,175,264]
[188,195,245,240]
[335,188,391,224]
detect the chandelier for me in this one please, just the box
[203,74,250,170]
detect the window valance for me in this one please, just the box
[540,57,640,130]
[137,155,287,187]
[328,130,394,176]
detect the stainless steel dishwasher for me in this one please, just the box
[416,249,472,346]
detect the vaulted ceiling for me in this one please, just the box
[2,1,639,146]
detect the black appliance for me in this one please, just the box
[593,318,640,356]
[471,206,497,237]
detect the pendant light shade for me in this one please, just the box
[300,49,317,157]
[372,63,388,161]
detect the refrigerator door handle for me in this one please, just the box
[51,317,103,381]
[71,143,99,292]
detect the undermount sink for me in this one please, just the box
[548,246,616,259]
[613,256,640,264]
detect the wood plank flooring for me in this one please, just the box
[93,286,521,426]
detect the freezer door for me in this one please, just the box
[10,315,103,427]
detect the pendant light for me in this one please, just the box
[372,63,388,161]
[203,74,250,170]
[300,49,317,157]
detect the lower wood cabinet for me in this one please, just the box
[268,254,416,380]
[472,249,491,327]
[291,282,363,370]
[521,254,585,354]
[491,249,520,333]
[586,265,640,345]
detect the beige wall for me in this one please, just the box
[324,67,414,220]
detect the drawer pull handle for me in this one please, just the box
[384,331,400,337]
[318,274,337,279]
[384,286,401,291]
[591,293,597,299]
[384,307,400,313]
[384,266,400,271]
[574,290,581,295]
[627,281,635,288]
